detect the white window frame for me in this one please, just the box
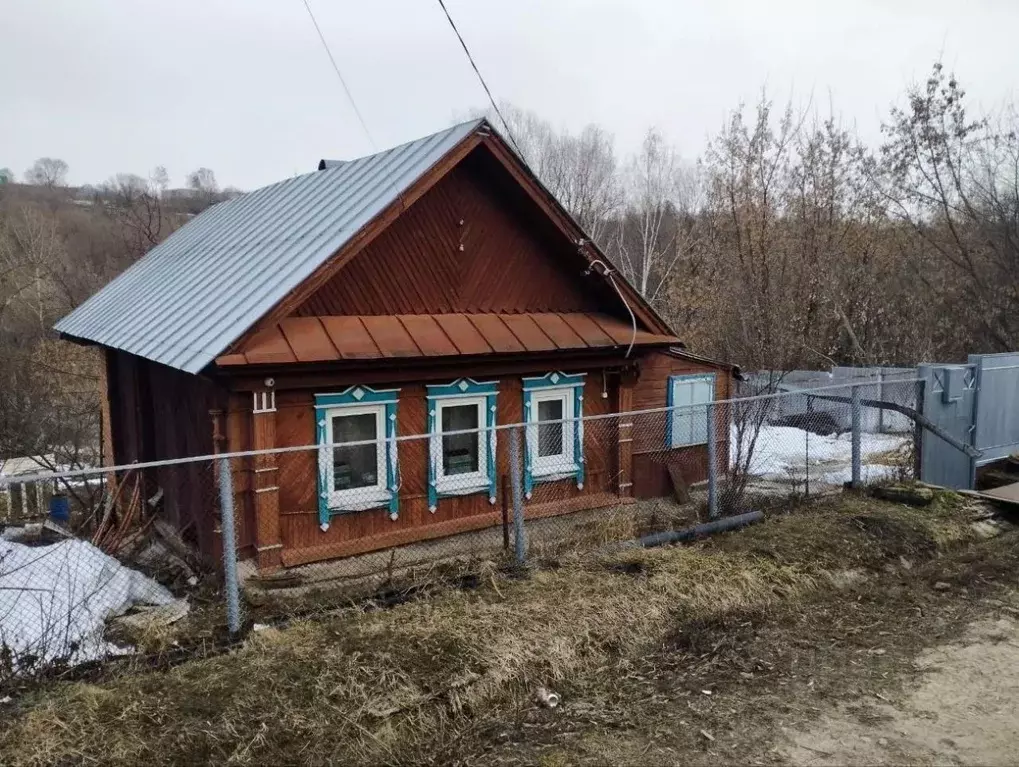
[322,403,389,510]
[668,374,715,448]
[528,386,576,477]
[434,395,489,495]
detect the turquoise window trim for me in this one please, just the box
[426,379,499,511]
[666,373,715,448]
[315,386,400,529]
[522,372,586,498]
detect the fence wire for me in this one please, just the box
[0,379,922,683]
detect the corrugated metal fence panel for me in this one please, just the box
[54,120,484,374]
[744,367,918,434]
[972,352,1019,465]
[919,363,978,489]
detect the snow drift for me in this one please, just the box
[0,537,174,669]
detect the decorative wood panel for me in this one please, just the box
[292,152,618,318]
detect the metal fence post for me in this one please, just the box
[509,425,526,565]
[851,384,862,488]
[913,379,924,481]
[706,401,718,518]
[218,456,242,635]
[805,396,811,497]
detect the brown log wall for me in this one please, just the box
[631,351,731,497]
[263,371,617,567]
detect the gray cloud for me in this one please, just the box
[2,0,1016,190]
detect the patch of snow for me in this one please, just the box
[731,423,908,486]
[0,538,174,669]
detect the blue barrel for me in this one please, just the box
[49,493,70,523]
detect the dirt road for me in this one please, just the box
[786,613,1019,766]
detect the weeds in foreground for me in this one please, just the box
[0,491,1006,767]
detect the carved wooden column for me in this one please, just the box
[251,390,283,571]
[617,371,636,497]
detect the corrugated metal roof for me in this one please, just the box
[55,119,485,374]
[215,312,680,366]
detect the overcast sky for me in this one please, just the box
[2,0,1017,190]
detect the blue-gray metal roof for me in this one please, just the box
[55,119,485,374]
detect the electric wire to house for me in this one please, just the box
[434,0,524,158]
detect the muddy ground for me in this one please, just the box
[1,491,1017,766]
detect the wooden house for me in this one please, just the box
[56,120,735,570]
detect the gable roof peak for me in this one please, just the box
[56,119,486,373]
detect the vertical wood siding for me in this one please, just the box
[105,351,228,561]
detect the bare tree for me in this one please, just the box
[100,172,170,259]
[880,62,1019,352]
[481,105,621,243]
[24,158,69,188]
[609,128,701,306]
[187,167,218,194]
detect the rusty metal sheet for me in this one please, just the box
[397,315,459,356]
[225,312,677,366]
[279,317,340,362]
[560,313,616,347]
[467,315,525,353]
[241,326,297,365]
[360,316,421,357]
[319,316,380,359]
[434,314,492,355]
[531,313,588,349]
[500,314,556,352]
[590,314,640,345]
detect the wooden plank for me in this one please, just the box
[397,315,459,356]
[977,482,1019,505]
[282,510,504,566]
[360,316,421,357]
[319,316,381,359]
[467,314,526,353]
[434,314,492,355]
[279,317,340,363]
[500,314,556,352]
[242,326,297,365]
[666,463,691,504]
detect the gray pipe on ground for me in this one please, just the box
[638,510,764,548]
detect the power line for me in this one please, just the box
[299,0,376,151]
[434,0,524,157]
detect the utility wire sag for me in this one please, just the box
[299,0,376,150]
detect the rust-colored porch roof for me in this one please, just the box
[215,313,679,367]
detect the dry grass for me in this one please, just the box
[0,490,1001,766]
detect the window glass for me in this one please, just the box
[537,397,564,457]
[441,403,479,475]
[331,413,378,490]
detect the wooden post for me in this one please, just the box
[617,371,635,497]
[251,390,282,571]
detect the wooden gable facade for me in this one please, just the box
[93,123,734,571]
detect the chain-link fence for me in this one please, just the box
[0,379,922,684]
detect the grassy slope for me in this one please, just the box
[0,491,1010,766]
